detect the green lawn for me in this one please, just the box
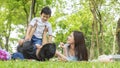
[0,60,120,68]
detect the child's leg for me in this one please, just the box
[34,39,42,49]
[31,35,42,49]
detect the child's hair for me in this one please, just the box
[38,43,56,61]
[41,6,51,16]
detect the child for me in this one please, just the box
[18,6,52,49]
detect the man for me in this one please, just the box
[12,26,56,61]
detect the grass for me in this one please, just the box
[0,60,120,68]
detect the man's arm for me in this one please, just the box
[42,26,48,45]
[48,24,52,43]
[48,35,52,43]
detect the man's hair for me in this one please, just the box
[40,6,51,16]
[38,43,56,61]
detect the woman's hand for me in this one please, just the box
[59,42,66,49]
[55,50,67,61]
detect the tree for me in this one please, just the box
[89,0,105,59]
[28,0,36,24]
[116,18,120,54]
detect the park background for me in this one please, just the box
[0,0,120,67]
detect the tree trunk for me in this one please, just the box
[95,19,99,56]
[89,0,103,59]
[5,23,11,51]
[116,18,120,54]
[28,0,36,24]
[90,21,95,60]
[98,10,103,55]
[5,37,9,51]
[22,1,29,27]
[0,36,3,49]
[26,0,36,32]
[112,28,116,54]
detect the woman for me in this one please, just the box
[56,31,88,61]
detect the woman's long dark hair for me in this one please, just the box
[73,31,88,61]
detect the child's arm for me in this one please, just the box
[25,25,32,40]
[25,21,37,41]
[29,25,37,40]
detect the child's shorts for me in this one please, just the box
[31,35,42,46]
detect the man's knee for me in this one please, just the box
[12,52,24,60]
